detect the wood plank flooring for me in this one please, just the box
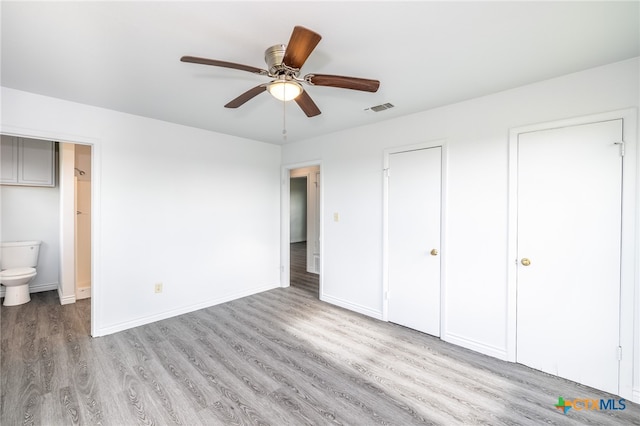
[1,242,638,425]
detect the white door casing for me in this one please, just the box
[312,170,321,274]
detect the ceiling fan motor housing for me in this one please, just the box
[265,44,292,76]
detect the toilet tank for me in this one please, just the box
[0,241,41,269]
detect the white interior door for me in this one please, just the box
[516,119,623,394]
[388,147,441,336]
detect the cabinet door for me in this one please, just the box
[1,135,19,183]
[18,138,56,186]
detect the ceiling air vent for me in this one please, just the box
[365,103,395,112]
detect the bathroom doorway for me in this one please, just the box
[59,142,93,306]
[0,139,93,306]
[1,127,98,336]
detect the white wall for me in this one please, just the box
[59,142,76,304]
[0,183,60,293]
[289,177,307,243]
[76,180,91,289]
[75,143,92,296]
[282,58,640,399]
[1,87,282,335]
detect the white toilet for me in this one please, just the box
[0,241,41,306]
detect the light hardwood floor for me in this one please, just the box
[1,242,638,425]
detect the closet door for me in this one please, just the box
[516,119,623,394]
[387,147,442,336]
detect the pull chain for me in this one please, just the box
[282,98,287,141]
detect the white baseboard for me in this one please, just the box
[0,282,75,305]
[443,331,508,361]
[93,282,280,337]
[320,293,383,320]
[632,387,640,404]
[0,281,58,297]
[76,286,91,300]
[58,286,76,305]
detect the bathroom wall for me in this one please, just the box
[75,144,91,298]
[0,179,60,294]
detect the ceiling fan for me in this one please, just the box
[180,26,380,117]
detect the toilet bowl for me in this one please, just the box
[0,241,41,306]
[0,268,37,305]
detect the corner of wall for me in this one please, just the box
[57,286,75,305]
[320,293,383,320]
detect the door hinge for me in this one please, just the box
[384,168,390,178]
[617,346,622,361]
[614,141,625,157]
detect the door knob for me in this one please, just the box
[521,258,531,266]
[430,249,438,256]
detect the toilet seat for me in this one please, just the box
[1,267,36,278]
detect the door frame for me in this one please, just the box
[280,160,323,294]
[507,108,637,400]
[382,140,448,331]
[0,124,101,337]
[290,166,321,274]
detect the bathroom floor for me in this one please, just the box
[1,289,91,340]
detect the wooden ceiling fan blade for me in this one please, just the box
[181,56,268,75]
[294,90,321,117]
[306,74,380,92]
[224,85,267,108]
[282,26,322,70]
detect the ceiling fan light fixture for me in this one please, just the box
[182,26,379,117]
[268,80,303,102]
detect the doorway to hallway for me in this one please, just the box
[283,163,321,297]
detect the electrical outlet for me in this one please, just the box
[154,283,163,293]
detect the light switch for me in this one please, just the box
[333,212,340,222]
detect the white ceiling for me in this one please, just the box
[2,1,638,145]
